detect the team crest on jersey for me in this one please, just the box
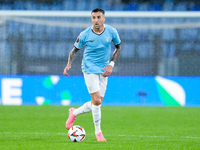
[105,37,110,42]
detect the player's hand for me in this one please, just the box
[102,65,113,77]
[63,64,71,77]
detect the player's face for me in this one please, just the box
[91,12,105,31]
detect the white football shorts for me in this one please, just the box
[83,73,108,97]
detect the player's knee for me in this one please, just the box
[91,92,102,105]
[93,97,102,105]
[94,98,102,105]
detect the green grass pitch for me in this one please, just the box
[0,106,200,150]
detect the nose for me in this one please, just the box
[94,18,98,22]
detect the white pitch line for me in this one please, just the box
[117,134,200,139]
[1,132,200,139]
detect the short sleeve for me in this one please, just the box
[112,28,121,45]
[74,33,85,49]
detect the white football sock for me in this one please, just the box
[92,104,102,135]
[73,101,92,116]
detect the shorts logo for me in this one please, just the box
[88,86,92,92]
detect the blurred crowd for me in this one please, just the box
[0,0,200,11]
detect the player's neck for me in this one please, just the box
[92,24,105,34]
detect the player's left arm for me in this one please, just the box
[102,44,121,77]
[110,44,121,63]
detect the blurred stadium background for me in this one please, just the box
[0,0,200,76]
[1,2,200,149]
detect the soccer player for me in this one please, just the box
[63,8,121,141]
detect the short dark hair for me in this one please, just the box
[91,8,105,15]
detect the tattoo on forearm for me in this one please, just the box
[111,44,121,63]
[68,47,79,64]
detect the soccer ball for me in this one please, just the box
[68,125,86,142]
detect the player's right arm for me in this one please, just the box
[63,47,80,77]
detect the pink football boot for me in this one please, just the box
[96,132,106,141]
[66,108,76,129]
